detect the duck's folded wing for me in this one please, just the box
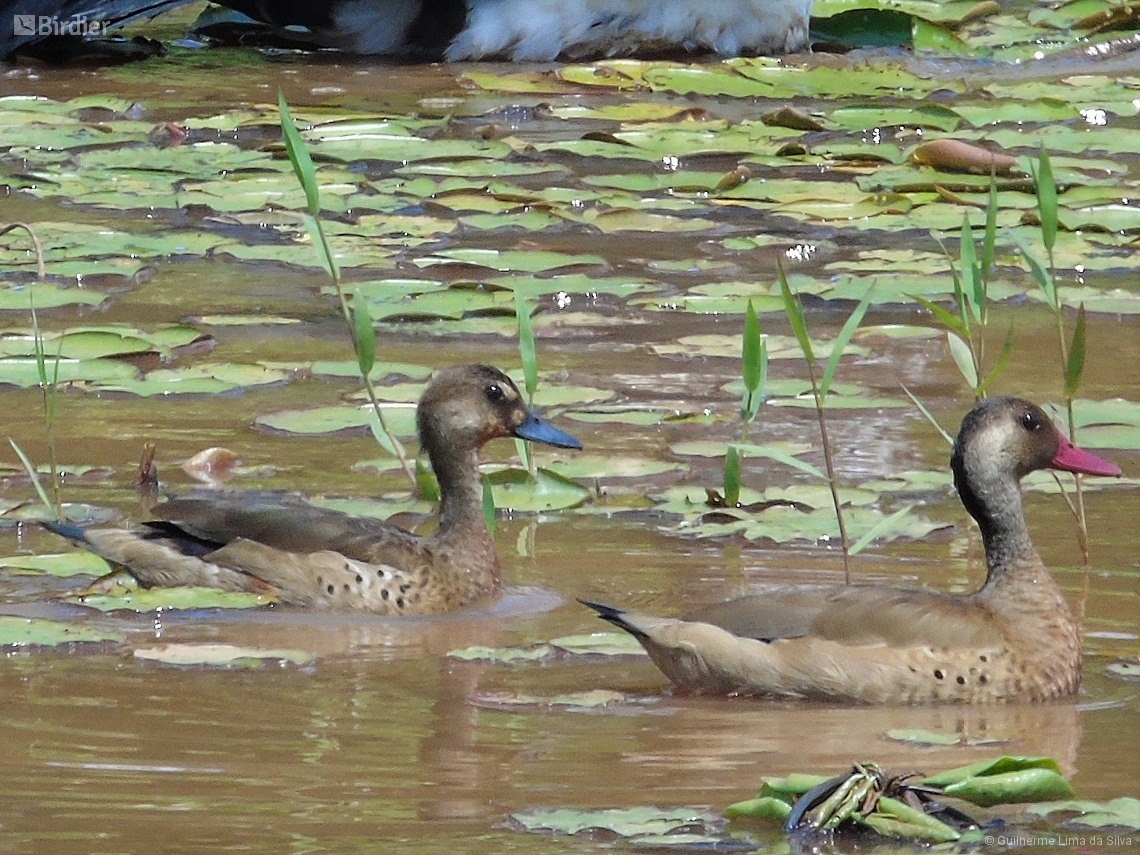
[148,493,422,563]
[687,585,1004,650]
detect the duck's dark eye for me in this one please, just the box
[485,384,505,402]
[1020,410,1041,432]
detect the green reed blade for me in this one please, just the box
[975,323,1014,398]
[352,288,375,377]
[907,294,970,341]
[900,383,954,446]
[723,445,741,507]
[982,171,998,280]
[1064,303,1087,400]
[514,290,538,402]
[820,287,872,399]
[482,478,496,537]
[1009,230,1056,310]
[958,213,982,323]
[777,263,814,364]
[850,504,916,556]
[278,92,321,219]
[8,437,54,515]
[1035,145,1058,255]
[947,332,979,389]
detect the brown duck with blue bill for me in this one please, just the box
[583,397,1122,703]
[47,364,581,614]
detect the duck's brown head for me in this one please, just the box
[951,396,1120,529]
[416,364,581,461]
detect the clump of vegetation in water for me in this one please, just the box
[905,151,1093,563]
[277,93,415,489]
[1,222,61,520]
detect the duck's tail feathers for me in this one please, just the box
[578,598,649,641]
[41,520,90,544]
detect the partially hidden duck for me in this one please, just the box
[2,0,812,61]
[583,397,1122,703]
[47,364,580,614]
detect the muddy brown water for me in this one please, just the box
[2,44,1139,855]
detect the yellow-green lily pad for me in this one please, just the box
[0,616,124,647]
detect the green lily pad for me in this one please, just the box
[474,689,636,711]
[66,585,276,612]
[1027,798,1140,830]
[0,284,109,311]
[884,728,1008,747]
[256,404,416,437]
[486,467,590,512]
[447,644,556,663]
[0,616,124,647]
[96,363,290,397]
[549,633,649,657]
[414,248,607,273]
[133,643,313,666]
[0,357,139,389]
[510,806,720,837]
[0,552,112,577]
[543,454,685,480]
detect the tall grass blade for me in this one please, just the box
[482,479,496,537]
[8,438,55,516]
[958,214,982,322]
[415,458,440,501]
[353,289,375,377]
[907,294,970,341]
[278,92,321,218]
[1009,230,1056,310]
[1064,303,1087,400]
[741,299,764,423]
[734,442,827,480]
[900,383,954,446]
[723,445,741,506]
[947,332,979,390]
[981,172,998,278]
[820,288,872,399]
[849,504,916,556]
[777,262,815,363]
[303,213,339,283]
[367,408,400,458]
[514,290,538,402]
[1035,145,1058,255]
[975,323,1014,398]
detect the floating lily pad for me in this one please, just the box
[1027,798,1140,831]
[133,643,313,666]
[256,404,416,437]
[486,467,590,512]
[884,728,1008,747]
[509,806,721,838]
[447,644,555,663]
[66,585,276,612]
[0,357,139,389]
[473,689,633,710]
[549,633,649,657]
[0,616,124,647]
[0,552,112,577]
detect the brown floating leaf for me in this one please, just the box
[910,139,1019,175]
[762,105,827,132]
[715,165,752,191]
[182,447,242,484]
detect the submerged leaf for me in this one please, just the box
[0,616,124,646]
